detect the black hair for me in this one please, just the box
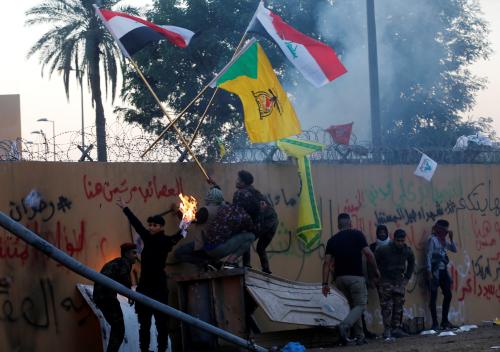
[238,170,254,186]
[394,229,407,239]
[435,219,449,228]
[194,207,209,224]
[147,214,165,226]
[376,225,388,235]
[338,213,351,228]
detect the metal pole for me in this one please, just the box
[51,120,56,162]
[41,130,49,161]
[366,0,382,158]
[79,72,85,150]
[0,212,267,352]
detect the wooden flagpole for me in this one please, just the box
[127,58,209,180]
[180,33,249,160]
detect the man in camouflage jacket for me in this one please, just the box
[93,243,138,352]
[375,229,415,339]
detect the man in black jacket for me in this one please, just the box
[117,199,183,352]
[93,243,138,352]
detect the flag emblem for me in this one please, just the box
[253,89,282,118]
[414,153,438,181]
[247,1,346,87]
[209,39,301,143]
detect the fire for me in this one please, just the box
[178,193,198,223]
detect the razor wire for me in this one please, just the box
[2,122,500,164]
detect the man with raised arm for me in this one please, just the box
[116,199,183,352]
[426,219,457,330]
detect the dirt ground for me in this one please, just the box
[308,326,500,352]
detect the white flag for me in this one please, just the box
[414,153,437,181]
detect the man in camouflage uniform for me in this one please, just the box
[93,243,138,352]
[233,170,278,274]
[375,229,415,339]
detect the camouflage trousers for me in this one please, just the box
[377,280,406,329]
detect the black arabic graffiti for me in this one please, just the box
[8,196,73,222]
[0,278,89,330]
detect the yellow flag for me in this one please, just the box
[212,41,301,143]
[277,138,324,248]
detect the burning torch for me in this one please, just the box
[178,193,197,237]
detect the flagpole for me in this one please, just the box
[141,36,252,159]
[140,81,214,158]
[127,58,209,180]
[179,32,250,161]
[141,0,261,159]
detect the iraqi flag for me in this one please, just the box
[94,5,195,58]
[247,1,347,88]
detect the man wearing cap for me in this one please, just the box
[116,200,183,352]
[233,170,278,274]
[93,243,138,352]
[375,229,415,339]
[426,219,457,330]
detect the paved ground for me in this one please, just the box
[308,325,500,352]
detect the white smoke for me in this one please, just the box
[285,0,451,145]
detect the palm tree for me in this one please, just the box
[26,0,130,161]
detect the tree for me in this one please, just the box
[116,0,336,161]
[118,0,492,159]
[26,0,136,161]
[374,0,493,147]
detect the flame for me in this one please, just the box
[179,193,198,223]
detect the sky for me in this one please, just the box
[0,0,499,147]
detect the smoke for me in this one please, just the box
[285,0,447,145]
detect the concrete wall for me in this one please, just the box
[0,94,21,140]
[0,162,499,351]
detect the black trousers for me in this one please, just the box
[242,225,277,272]
[96,298,125,352]
[429,269,452,326]
[136,284,170,352]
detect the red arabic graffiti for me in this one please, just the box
[0,220,98,265]
[343,190,365,215]
[458,275,500,301]
[83,175,184,203]
[470,214,499,251]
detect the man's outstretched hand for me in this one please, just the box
[206,176,219,188]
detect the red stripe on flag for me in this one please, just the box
[270,12,347,81]
[100,9,187,48]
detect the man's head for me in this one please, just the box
[376,224,389,241]
[236,170,254,189]
[205,187,224,206]
[433,219,449,236]
[146,214,165,234]
[194,207,209,224]
[337,213,351,230]
[120,242,138,263]
[393,229,407,248]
